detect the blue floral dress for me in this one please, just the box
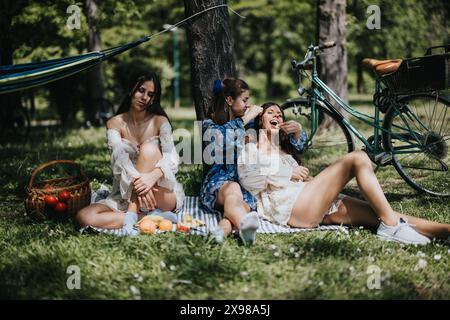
[200,117,308,214]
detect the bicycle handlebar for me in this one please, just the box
[291,41,336,71]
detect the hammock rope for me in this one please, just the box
[0,4,244,94]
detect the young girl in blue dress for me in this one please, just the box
[200,78,308,245]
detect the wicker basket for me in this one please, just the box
[24,160,91,221]
[382,53,449,95]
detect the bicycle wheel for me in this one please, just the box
[11,106,31,138]
[382,94,450,196]
[281,99,354,169]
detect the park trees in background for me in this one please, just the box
[317,0,348,109]
[184,0,236,120]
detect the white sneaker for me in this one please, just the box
[239,211,259,246]
[210,225,225,244]
[377,218,431,245]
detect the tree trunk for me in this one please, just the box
[317,0,348,122]
[0,1,22,117]
[356,53,365,93]
[264,18,274,99]
[84,0,104,126]
[184,0,236,120]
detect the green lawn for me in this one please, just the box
[0,105,449,299]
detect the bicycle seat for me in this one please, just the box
[362,58,403,75]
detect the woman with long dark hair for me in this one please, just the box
[201,79,308,245]
[237,102,450,245]
[76,74,184,235]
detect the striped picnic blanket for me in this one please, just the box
[81,195,346,237]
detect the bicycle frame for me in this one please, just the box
[299,52,426,156]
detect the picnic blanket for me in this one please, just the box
[82,187,346,236]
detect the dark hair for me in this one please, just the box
[115,74,170,122]
[254,102,302,165]
[207,77,249,125]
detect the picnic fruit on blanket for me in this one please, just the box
[158,219,173,231]
[176,222,190,233]
[139,219,156,234]
[58,190,71,202]
[44,195,58,207]
[54,202,67,212]
[146,215,164,224]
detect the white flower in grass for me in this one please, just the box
[133,273,143,282]
[294,253,300,258]
[289,247,296,253]
[310,248,314,252]
[368,256,375,263]
[349,266,355,272]
[433,254,442,261]
[356,248,362,253]
[273,251,280,257]
[194,252,201,257]
[448,249,450,255]
[169,265,177,271]
[355,231,360,236]
[270,244,277,250]
[416,251,426,258]
[160,261,166,269]
[129,285,141,300]
[414,258,427,271]
[240,271,249,277]
[318,281,324,286]
[241,286,249,293]
[359,226,364,230]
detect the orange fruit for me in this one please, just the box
[176,222,190,233]
[158,219,173,232]
[139,219,156,234]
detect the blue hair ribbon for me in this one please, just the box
[213,79,223,95]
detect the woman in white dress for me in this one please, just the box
[235,102,450,245]
[76,74,184,234]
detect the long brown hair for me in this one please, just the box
[254,102,302,165]
[115,74,170,123]
[207,78,249,125]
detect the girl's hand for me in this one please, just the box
[133,169,163,196]
[242,105,263,125]
[279,120,302,139]
[291,166,309,182]
[138,189,157,211]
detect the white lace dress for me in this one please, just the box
[237,143,345,226]
[95,121,185,212]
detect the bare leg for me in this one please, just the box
[76,203,125,228]
[134,142,177,211]
[76,142,174,228]
[288,151,399,228]
[215,181,251,237]
[323,196,450,239]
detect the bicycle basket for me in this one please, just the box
[381,53,449,95]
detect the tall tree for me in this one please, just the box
[84,0,105,126]
[184,0,236,120]
[317,0,348,110]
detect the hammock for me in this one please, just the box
[0,4,242,95]
[0,36,149,94]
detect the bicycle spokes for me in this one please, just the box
[384,95,449,196]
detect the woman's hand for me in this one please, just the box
[291,166,309,182]
[138,189,157,211]
[133,169,163,196]
[279,120,302,139]
[242,105,263,125]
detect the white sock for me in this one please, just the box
[123,211,139,236]
[239,211,259,245]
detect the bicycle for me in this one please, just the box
[281,42,450,197]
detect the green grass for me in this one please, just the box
[0,103,449,299]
